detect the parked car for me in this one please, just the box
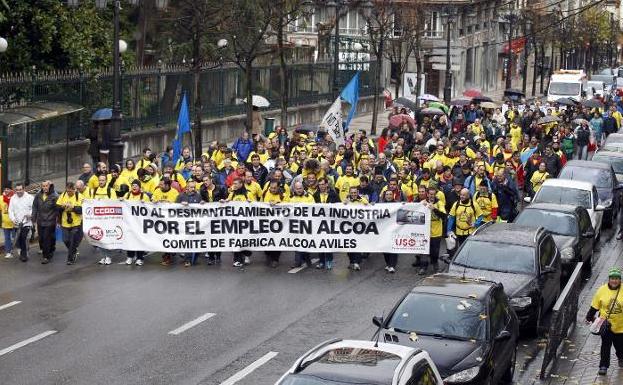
[525,178,604,237]
[602,133,623,151]
[446,223,561,334]
[372,274,519,384]
[275,339,444,385]
[557,160,621,228]
[592,150,623,183]
[514,203,595,277]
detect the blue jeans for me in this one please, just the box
[3,228,14,253]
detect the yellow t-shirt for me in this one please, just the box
[88,174,112,190]
[430,200,446,238]
[510,125,522,150]
[1,199,13,229]
[530,171,549,193]
[91,186,118,200]
[244,182,263,202]
[335,175,360,202]
[124,192,151,202]
[56,192,84,228]
[591,284,623,333]
[473,192,498,222]
[261,190,289,203]
[450,201,484,236]
[289,193,315,204]
[152,188,179,203]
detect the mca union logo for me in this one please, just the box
[105,226,124,240]
[87,227,104,241]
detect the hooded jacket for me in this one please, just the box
[32,186,59,227]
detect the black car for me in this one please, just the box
[558,159,623,228]
[592,150,623,184]
[514,203,595,278]
[446,223,561,334]
[373,274,519,384]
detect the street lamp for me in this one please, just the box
[442,8,456,104]
[67,0,168,169]
[0,38,7,53]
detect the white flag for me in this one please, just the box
[320,97,344,146]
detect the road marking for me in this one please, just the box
[288,258,319,274]
[220,351,279,385]
[0,330,57,357]
[168,312,216,335]
[0,301,21,311]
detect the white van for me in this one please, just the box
[547,70,587,102]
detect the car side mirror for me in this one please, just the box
[372,316,384,327]
[440,253,451,264]
[542,266,556,275]
[523,196,532,203]
[595,204,606,211]
[495,330,512,341]
[582,229,596,238]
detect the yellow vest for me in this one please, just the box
[57,192,84,228]
[450,201,483,236]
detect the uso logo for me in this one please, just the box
[94,207,123,216]
[87,227,104,241]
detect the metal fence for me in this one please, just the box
[0,60,376,135]
[540,262,583,379]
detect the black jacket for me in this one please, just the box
[176,191,203,204]
[200,184,228,202]
[313,189,340,203]
[32,188,59,227]
[543,153,562,177]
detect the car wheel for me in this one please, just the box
[501,345,517,383]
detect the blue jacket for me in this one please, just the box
[232,138,254,163]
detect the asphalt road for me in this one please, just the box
[0,228,617,385]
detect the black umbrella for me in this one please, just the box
[582,99,604,109]
[473,95,493,103]
[393,97,418,111]
[537,115,561,124]
[450,98,471,106]
[504,88,525,96]
[556,97,579,106]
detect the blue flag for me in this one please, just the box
[172,93,191,165]
[340,72,360,131]
[520,147,538,165]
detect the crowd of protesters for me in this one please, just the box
[2,90,623,274]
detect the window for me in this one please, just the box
[539,236,556,268]
[424,11,442,38]
[407,361,440,385]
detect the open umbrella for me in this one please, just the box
[556,97,579,106]
[582,99,604,109]
[537,115,561,124]
[428,101,449,113]
[389,114,416,128]
[473,95,493,103]
[573,118,589,125]
[420,107,446,116]
[393,97,418,111]
[91,108,112,121]
[243,95,270,108]
[419,94,440,102]
[480,101,498,109]
[504,88,524,95]
[463,88,482,98]
[450,98,471,106]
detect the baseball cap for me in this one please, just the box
[609,267,622,278]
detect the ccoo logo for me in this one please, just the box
[94,207,123,216]
[87,227,104,241]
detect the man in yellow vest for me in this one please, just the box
[419,187,447,275]
[289,181,315,268]
[91,174,117,265]
[57,182,84,265]
[447,188,484,247]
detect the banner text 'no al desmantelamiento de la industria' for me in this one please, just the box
[82,200,431,254]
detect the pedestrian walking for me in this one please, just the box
[92,174,118,265]
[1,183,14,259]
[380,190,398,273]
[56,182,83,265]
[176,181,203,267]
[447,188,483,248]
[289,181,314,269]
[8,183,34,262]
[32,180,59,264]
[586,268,623,376]
[120,180,150,266]
[419,187,446,275]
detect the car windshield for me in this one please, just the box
[593,155,623,174]
[453,240,536,274]
[558,166,612,189]
[284,348,401,385]
[549,82,581,96]
[386,293,486,340]
[515,210,578,236]
[533,186,592,209]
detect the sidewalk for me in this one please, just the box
[529,237,623,384]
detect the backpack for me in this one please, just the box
[91,186,113,199]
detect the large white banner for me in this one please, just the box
[82,200,431,254]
